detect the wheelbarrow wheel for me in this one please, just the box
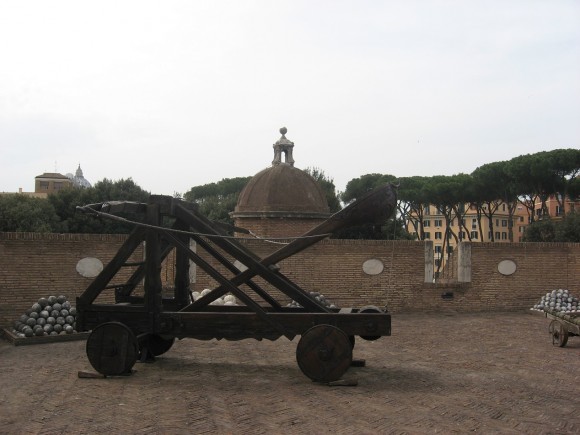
[549,320,569,347]
[86,321,138,376]
[296,324,352,383]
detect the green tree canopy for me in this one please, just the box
[0,194,62,232]
[48,178,150,233]
[183,177,252,224]
[304,167,341,212]
[523,211,580,242]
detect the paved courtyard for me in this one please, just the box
[0,312,579,434]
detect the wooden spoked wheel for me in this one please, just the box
[296,324,353,383]
[142,334,175,357]
[359,305,383,341]
[549,320,569,347]
[86,322,139,376]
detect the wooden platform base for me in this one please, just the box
[1,328,89,346]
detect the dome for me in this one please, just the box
[66,164,92,188]
[234,163,330,217]
[231,128,330,237]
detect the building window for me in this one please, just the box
[502,232,507,240]
[470,231,478,239]
[424,232,431,239]
[424,205,430,215]
[496,219,500,227]
[435,259,441,267]
[495,232,501,239]
[447,246,454,254]
[435,232,442,239]
[39,181,49,190]
[423,220,431,227]
[459,231,466,240]
[502,220,508,227]
[54,182,64,191]
[435,245,442,253]
[434,219,442,227]
[519,216,524,222]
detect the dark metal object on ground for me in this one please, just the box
[75,183,397,382]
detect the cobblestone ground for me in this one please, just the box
[0,312,579,434]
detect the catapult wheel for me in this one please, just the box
[549,320,569,347]
[296,324,353,382]
[86,322,139,376]
[359,305,383,341]
[141,334,175,357]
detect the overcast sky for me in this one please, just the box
[1,1,579,196]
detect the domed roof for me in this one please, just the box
[233,128,330,218]
[66,164,92,188]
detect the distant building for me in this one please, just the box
[407,202,529,270]
[0,164,92,198]
[66,165,92,189]
[34,172,73,196]
[409,191,579,271]
[533,193,578,220]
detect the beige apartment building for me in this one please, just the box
[408,202,529,270]
[410,192,579,271]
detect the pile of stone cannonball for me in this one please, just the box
[11,295,77,338]
[287,291,338,309]
[192,289,238,306]
[531,289,579,313]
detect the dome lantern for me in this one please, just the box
[272,127,295,167]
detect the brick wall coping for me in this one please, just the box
[0,232,129,242]
[469,241,580,249]
[2,232,579,249]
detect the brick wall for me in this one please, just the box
[0,232,143,328]
[186,239,580,313]
[1,232,579,328]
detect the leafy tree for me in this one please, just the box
[471,161,514,242]
[0,194,62,232]
[555,211,580,242]
[337,173,406,240]
[49,178,150,233]
[523,212,580,242]
[184,177,251,225]
[304,167,341,212]
[340,173,397,205]
[397,176,431,240]
[540,149,580,217]
[333,217,412,240]
[522,219,556,242]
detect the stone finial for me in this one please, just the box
[272,127,295,166]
